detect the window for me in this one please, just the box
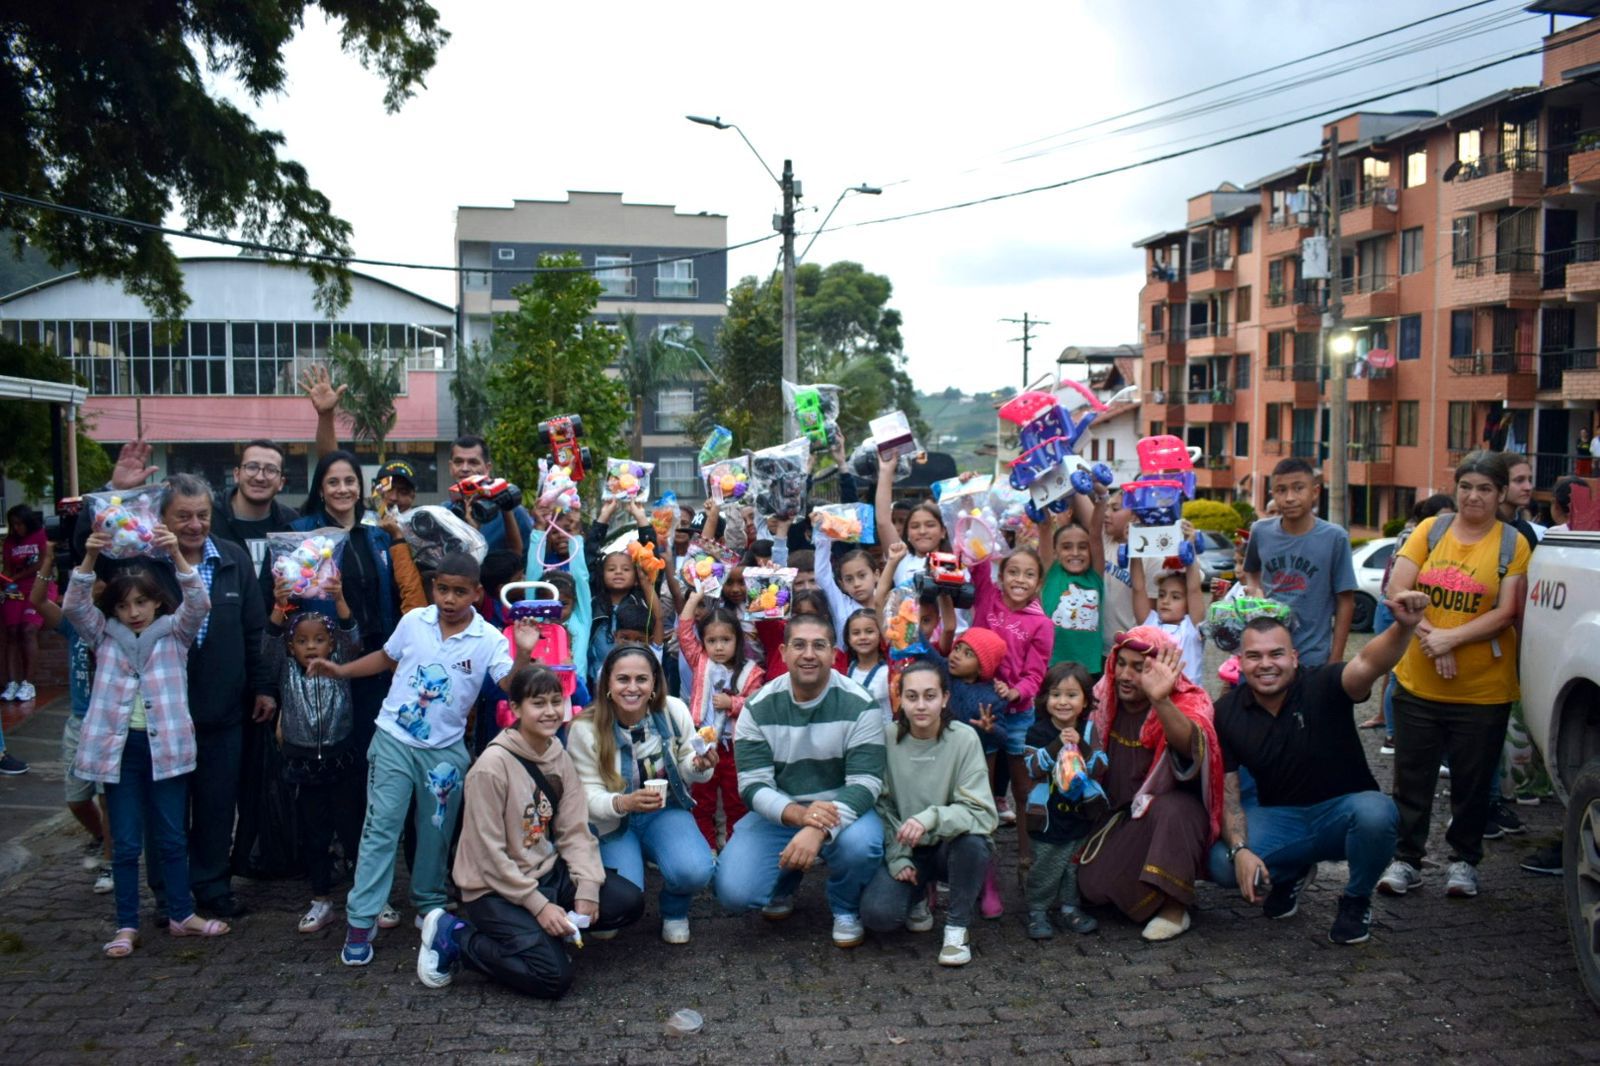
[1212,228,1232,261]
[1267,330,1283,367]
[1496,208,1536,273]
[1447,402,1474,450]
[655,387,695,432]
[596,254,634,297]
[656,259,696,299]
[190,322,228,395]
[1405,148,1427,188]
[1399,315,1422,361]
[1361,156,1391,196]
[1265,403,1284,440]
[1400,227,1424,275]
[496,247,515,261]
[232,322,258,395]
[1236,286,1252,322]
[1457,129,1482,167]
[1397,401,1419,447]
[1238,223,1252,255]
[1234,352,1250,391]
[1151,362,1165,392]
[1150,303,1164,333]
[1234,421,1250,457]
[1451,216,1476,265]
[1450,310,1474,357]
[656,455,699,497]
[1267,258,1285,300]
[1149,421,1165,438]
[655,321,695,347]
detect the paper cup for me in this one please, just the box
[644,778,669,799]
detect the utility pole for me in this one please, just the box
[1323,133,1349,530]
[781,158,799,440]
[1002,314,1050,390]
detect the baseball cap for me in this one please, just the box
[377,460,416,486]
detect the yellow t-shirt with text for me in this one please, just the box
[1394,516,1530,705]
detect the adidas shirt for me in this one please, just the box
[377,605,515,749]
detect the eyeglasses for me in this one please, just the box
[241,462,283,479]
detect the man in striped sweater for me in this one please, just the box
[714,613,886,947]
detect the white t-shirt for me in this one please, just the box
[1142,610,1205,687]
[379,606,515,749]
[892,550,925,589]
[849,660,893,727]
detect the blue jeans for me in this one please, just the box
[104,731,193,929]
[599,807,715,921]
[1206,790,1398,899]
[714,810,884,917]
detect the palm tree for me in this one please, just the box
[614,311,704,458]
[326,332,402,462]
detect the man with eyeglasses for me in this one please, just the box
[212,440,300,571]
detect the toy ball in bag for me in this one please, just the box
[702,458,750,503]
[87,488,163,560]
[681,537,737,597]
[270,529,346,599]
[604,458,654,501]
[953,508,999,564]
[742,567,796,620]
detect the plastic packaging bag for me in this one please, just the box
[679,537,740,598]
[869,410,918,462]
[701,456,751,504]
[698,425,733,467]
[953,508,1000,566]
[649,492,679,540]
[782,379,842,449]
[267,527,349,599]
[934,474,994,533]
[537,459,581,514]
[987,485,1033,532]
[603,458,654,502]
[397,505,489,569]
[882,587,927,659]
[741,567,796,620]
[846,438,916,484]
[750,437,810,522]
[810,502,876,544]
[85,486,167,560]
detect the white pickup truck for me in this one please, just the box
[1520,528,1600,1006]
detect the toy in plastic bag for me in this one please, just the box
[751,437,810,521]
[1026,721,1109,819]
[397,505,488,569]
[883,587,927,660]
[846,438,917,484]
[869,410,918,463]
[538,460,581,515]
[953,508,1000,566]
[603,458,654,502]
[268,528,348,599]
[782,379,842,448]
[702,456,751,504]
[1201,596,1294,653]
[86,487,166,560]
[741,567,796,620]
[649,492,679,540]
[698,425,734,468]
[680,537,740,597]
[811,503,875,544]
[987,485,1033,533]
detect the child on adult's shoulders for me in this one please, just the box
[1129,542,1206,686]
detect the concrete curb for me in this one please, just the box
[0,811,75,889]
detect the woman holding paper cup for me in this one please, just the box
[567,645,718,944]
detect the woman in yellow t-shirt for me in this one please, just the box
[1376,452,1530,902]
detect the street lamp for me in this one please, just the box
[799,184,882,262]
[688,114,801,437]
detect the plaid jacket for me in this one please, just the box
[65,568,210,783]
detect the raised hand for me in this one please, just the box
[299,364,346,414]
[974,703,997,733]
[1138,644,1184,703]
[110,439,158,490]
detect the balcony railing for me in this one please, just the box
[1338,273,1394,296]
[1149,265,1181,283]
[1345,361,1393,380]
[1185,321,1231,340]
[1204,455,1231,470]
[1447,351,1536,375]
[1268,213,1310,231]
[1185,387,1233,405]
[1263,438,1286,455]
[598,275,637,297]
[654,277,698,299]
[1338,185,1398,212]
[1266,284,1322,309]
[1453,253,1537,279]
[1187,254,1211,276]
[1532,452,1578,491]
[1290,440,1319,459]
[1290,362,1322,382]
[1263,364,1289,382]
[1451,149,1543,182]
[1347,442,1392,463]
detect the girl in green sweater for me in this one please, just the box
[859,659,999,967]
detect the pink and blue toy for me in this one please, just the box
[998,381,1115,523]
[1117,434,1207,570]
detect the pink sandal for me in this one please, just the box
[103,928,140,958]
[168,914,230,938]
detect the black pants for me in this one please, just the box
[458,862,643,1000]
[297,768,365,897]
[1391,685,1511,867]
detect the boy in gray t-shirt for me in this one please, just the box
[1243,460,1358,667]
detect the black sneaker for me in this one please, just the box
[0,752,28,775]
[1486,799,1525,837]
[1263,865,1317,920]
[1520,843,1562,875]
[1328,894,1372,945]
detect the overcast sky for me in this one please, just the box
[173,0,1557,392]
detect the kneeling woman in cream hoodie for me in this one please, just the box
[414,665,643,998]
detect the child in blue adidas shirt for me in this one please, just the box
[309,552,538,967]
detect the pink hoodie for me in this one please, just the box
[971,560,1052,715]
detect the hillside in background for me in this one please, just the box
[915,387,1014,475]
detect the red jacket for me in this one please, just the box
[678,615,764,732]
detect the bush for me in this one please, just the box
[1351,538,1370,549]
[1231,499,1258,529]
[1382,516,1405,538]
[1183,499,1244,534]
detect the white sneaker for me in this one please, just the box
[14,681,34,702]
[905,898,934,933]
[761,894,795,921]
[1445,861,1479,898]
[299,899,336,933]
[1377,860,1422,896]
[0,682,17,701]
[1140,910,1191,942]
[938,924,971,966]
[832,913,865,948]
[661,918,691,944]
[92,866,113,894]
[377,905,401,929]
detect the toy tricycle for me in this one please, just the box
[998,385,1113,522]
[1116,478,1205,569]
[912,551,976,610]
[1134,434,1199,496]
[538,415,593,482]
[497,581,576,700]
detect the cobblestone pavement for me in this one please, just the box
[2,641,1596,1064]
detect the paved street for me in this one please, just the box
[1,639,1596,1064]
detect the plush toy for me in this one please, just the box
[91,493,159,558]
[538,460,581,515]
[884,594,924,658]
[270,533,342,598]
[426,762,461,828]
[626,540,665,580]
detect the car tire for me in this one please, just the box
[1563,757,1600,1008]
[1351,592,1376,633]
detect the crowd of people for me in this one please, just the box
[0,378,1562,1000]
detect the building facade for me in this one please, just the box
[0,257,458,501]
[456,191,728,499]
[1134,9,1600,531]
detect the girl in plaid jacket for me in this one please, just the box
[65,526,231,958]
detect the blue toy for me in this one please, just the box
[396,662,451,742]
[998,383,1115,523]
[1117,434,1207,570]
[1026,721,1109,819]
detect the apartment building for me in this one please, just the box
[455,191,728,498]
[1134,6,1600,531]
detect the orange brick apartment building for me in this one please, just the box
[1135,7,1600,530]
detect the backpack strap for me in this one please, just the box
[1425,513,1453,555]
[509,750,562,813]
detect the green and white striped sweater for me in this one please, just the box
[734,671,886,832]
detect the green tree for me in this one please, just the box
[0,3,448,321]
[615,312,703,459]
[449,339,501,439]
[486,254,629,489]
[326,334,402,462]
[0,339,111,498]
[691,275,783,450]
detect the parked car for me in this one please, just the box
[1349,537,1396,632]
[1196,530,1237,583]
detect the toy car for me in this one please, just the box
[912,551,976,610]
[500,580,565,623]
[792,385,828,447]
[450,474,523,524]
[1201,596,1294,653]
[538,414,592,481]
